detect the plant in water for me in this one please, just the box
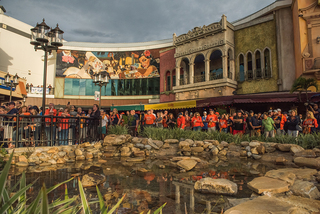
[0,153,166,214]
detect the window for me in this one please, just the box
[166,76,171,91]
[247,52,253,80]
[264,48,271,78]
[239,54,245,82]
[255,51,262,79]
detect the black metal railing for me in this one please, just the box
[264,67,272,78]
[194,74,205,83]
[209,73,223,81]
[255,69,262,79]
[246,70,253,80]
[0,114,101,148]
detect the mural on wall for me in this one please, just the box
[56,49,161,79]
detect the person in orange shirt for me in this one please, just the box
[144,110,156,128]
[277,109,287,134]
[219,114,228,133]
[303,111,318,134]
[206,109,218,132]
[58,107,70,145]
[192,112,202,131]
[177,113,186,130]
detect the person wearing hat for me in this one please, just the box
[177,112,185,130]
[206,109,218,132]
[202,111,208,132]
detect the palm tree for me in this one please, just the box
[290,76,318,102]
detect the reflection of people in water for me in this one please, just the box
[135,50,158,78]
[56,50,79,76]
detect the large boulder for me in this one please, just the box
[179,141,189,149]
[263,142,278,153]
[153,140,164,148]
[294,150,316,158]
[18,155,28,162]
[294,157,320,169]
[147,138,159,150]
[81,172,106,187]
[194,178,238,195]
[75,149,83,156]
[47,147,59,154]
[177,159,197,171]
[290,145,304,155]
[103,134,127,146]
[249,141,261,148]
[265,169,296,185]
[247,177,289,194]
[291,180,320,199]
[191,147,204,153]
[211,146,219,156]
[132,137,142,144]
[277,144,295,152]
[120,147,131,157]
[164,139,179,144]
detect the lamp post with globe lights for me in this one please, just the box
[4,73,19,102]
[92,71,110,110]
[30,19,64,114]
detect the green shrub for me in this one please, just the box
[107,125,129,135]
[141,127,320,149]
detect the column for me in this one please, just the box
[189,63,194,84]
[230,59,235,80]
[190,189,195,213]
[222,55,228,79]
[205,59,210,81]
[176,66,180,86]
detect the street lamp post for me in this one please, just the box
[92,71,110,110]
[4,73,19,102]
[30,19,64,114]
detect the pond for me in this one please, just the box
[7,156,287,214]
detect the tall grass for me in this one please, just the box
[141,127,320,149]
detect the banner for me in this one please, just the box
[30,87,49,94]
[94,91,100,101]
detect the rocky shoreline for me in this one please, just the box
[3,134,320,213]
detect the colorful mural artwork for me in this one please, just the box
[56,49,161,79]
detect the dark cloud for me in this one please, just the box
[2,0,275,43]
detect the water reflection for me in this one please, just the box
[7,157,285,213]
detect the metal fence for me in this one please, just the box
[0,114,101,147]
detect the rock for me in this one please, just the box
[204,140,219,146]
[171,156,190,161]
[132,137,142,144]
[290,145,304,155]
[251,147,259,155]
[58,151,66,157]
[294,157,320,169]
[227,151,241,158]
[275,156,288,164]
[288,207,310,214]
[265,169,296,185]
[147,138,159,150]
[80,142,91,148]
[211,146,219,156]
[126,157,145,162]
[85,153,93,159]
[247,177,289,194]
[164,139,179,144]
[75,149,83,156]
[247,152,252,157]
[218,149,227,156]
[256,145,266,154]
[133,150,145,157]
[185,139,194,145]
[179,141,189,149]
[240,150,247,157]
[28,156,39,163]
[191,147,204,153]
[294,150,316,158]
[245,146,251,152]
[135,143,145,149]
[81,172,106,187]
[144,145,152,150]
[194,178,237,195]
[241,141,249,147]
[16,161,28,167]
[263,142,278,153]
[76,155,85,161]
[120,147,131,157]
[195,141,204,147]
[313,148,320,157]
[177,159,197,171]
[277,144,294,152]
[249,141,261,148]
[252,154,261,160]
[162,142,171,149]
[103,134,127,146]
[18,155,28,162]
[98,159,107,163]
[39,154,49,162]
[153,140,164,148]
[56,158,66,164]
[291,180,320,199]
[93,142,102,149]
[48,159,57,165]
[220,141,228,147]
[47,147,59,154]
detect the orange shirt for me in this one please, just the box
[219,119,228,129]
[144,114,156,125]
[58,112,70,129]
[45,108,57,123]
[191,116,202,127]
[177,116,186,129]
[206,114,218,128]
[280,114,287,130]
[303,118,318,133]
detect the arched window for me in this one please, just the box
[255,51,262,79]
[239,54,245,82]
[194,54,205,83]
[209,50,223,80]
[180,58,189,85]
[247,52,253,80]
[264,48,271,78]
[172,69,176,87]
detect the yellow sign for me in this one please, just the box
[145,100,196,110]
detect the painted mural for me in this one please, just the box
[56,49,161,79]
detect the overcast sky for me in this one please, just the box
[2,0,275,43]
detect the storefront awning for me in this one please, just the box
[145,100,196,110]
[111,104,144,111]
[197,96,233,107]
[233,97,298,103]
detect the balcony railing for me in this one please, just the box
[255,69,262,79]
[246,70,253,80]
[194,74,205,83]
[264,67,272,78]
[209,72,223,81]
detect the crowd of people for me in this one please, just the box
[1,100,320,148]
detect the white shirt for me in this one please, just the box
[101,115,108,127]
